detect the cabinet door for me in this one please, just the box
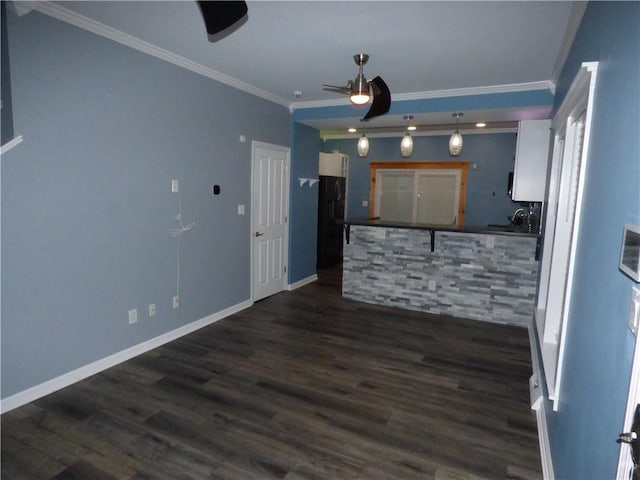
[319,152,347,177]
[512,119,551,201]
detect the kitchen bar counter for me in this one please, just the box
[341,220,541,327]
[340,218,541,259]
[341,217,541,237]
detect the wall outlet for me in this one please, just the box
[486,236,495,248]
[362,200,368,207]
[428,279,437,291]
[128,308,138,325]
[238,204,245,215]
[171,179,179,193]
[148,303,156,317]
[173,295,181,309]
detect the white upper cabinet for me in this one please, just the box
[319,151,349,177]
[512,119,552,202]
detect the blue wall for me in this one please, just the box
[289,122,322,283]
[325,133,520,226]
[293,89,554,125]
[1,10,289,397]
[546,2,640,478]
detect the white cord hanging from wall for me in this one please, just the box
[171,180,195,300]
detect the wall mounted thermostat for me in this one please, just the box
[620,224,640,282]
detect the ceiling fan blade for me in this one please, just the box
[197,1,248,35]
[361,76,391,121]
[322,84,351,94]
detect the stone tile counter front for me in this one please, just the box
[342,222,540,327]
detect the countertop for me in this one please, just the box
[340,218,541,238]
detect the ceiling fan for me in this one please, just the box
[323,54,391,122]
[197,1,248,37]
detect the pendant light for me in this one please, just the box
[356,121,369,157]
[357,132,369,157]
[449,112,464,156]
[400,115,414,157]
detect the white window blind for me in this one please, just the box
[375,169,460,224]
[536,62,598,410]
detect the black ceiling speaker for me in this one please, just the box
[197,1,248,36]
[323,54,391,122]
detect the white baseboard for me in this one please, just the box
[287,274,318,291]
[528,321,555,480]
[0,299,253,414]
[532,393,555,479]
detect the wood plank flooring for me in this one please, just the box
[1,266,542,479]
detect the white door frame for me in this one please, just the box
[250,140,291,301]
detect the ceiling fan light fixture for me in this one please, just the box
[449,112,464,156]
[357,133,369,157]
[350,74,370,105]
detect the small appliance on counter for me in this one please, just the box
[510,202,541,233]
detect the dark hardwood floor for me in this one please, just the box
[1,265,542,479]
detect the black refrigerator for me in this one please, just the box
[317,175,346,269]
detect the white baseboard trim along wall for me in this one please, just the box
[287,274,318,291]
[530,373,555,479]
[529,323,555,479]
[0,299,253,414]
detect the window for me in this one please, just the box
[536,62,598,410]
[369,162,468,225]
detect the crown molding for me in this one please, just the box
[9,2,35,17]
[26,1,291,108]
[551,1,588,85]
[291,80,555,112]
[392,80,556,101]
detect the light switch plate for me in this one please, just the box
[238,204,245,215]
[629,286,640,335]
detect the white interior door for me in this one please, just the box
[251,141,290,302]
[617,327,640,479]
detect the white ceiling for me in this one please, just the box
[40,1,584,130]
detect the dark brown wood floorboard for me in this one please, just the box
[2,264,542,479]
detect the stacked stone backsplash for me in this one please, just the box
[342,226,539,327]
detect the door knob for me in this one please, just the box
[618,404,640,472]
[255,231,264,237]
